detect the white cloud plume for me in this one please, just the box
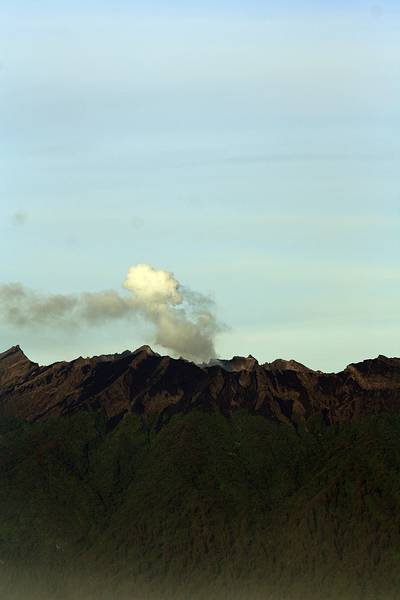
[123,264,219,361]
[0,264,222,362]
[124,264,182,306]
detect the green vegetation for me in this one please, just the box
[1,409,400,599]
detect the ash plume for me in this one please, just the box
[0,264,221,362]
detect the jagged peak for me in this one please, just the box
[264,358,313,373]
[84,349,133,363]
[344,355,400,376]
[0,345,33,363]
[206,355,259,372]
[0,345,37,388]
[73,346,157,365]
[133,345,157,357]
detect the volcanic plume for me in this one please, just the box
[0,264,221,362]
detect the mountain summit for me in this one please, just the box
[1,345,400,427]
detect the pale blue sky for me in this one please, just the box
[1,1,400,370]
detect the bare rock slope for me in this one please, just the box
[1,345,400,427]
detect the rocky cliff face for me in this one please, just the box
[1,345,400,427]
[0,345,38,388]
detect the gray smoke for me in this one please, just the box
[0,264,222,362]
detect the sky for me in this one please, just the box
[1,1,400,371]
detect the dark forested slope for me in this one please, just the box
[1,346,400,599]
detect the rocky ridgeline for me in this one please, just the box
[1,344,400,427]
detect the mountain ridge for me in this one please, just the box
[1,344,400,427]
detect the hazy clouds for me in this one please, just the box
[12,211,28,226]
[0,264,221,362]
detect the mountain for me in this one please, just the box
[1,346,400,600]
[0,345,37,388]
[2,345,400,427]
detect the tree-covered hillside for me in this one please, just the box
[1,409,400,599]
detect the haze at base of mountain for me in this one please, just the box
[2,409,400,599]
